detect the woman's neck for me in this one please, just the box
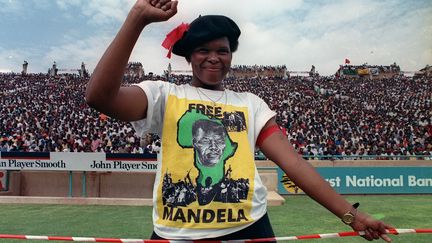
[190,78,224,91]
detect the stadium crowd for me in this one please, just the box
[229,65,287,79]
[1,67,431,160]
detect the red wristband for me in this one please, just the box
[256,124,280,147]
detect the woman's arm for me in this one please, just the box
[85,0,177,121]
[258,117,393,242]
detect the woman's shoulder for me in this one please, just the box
[134,80,184,90]
[135,79,172,86]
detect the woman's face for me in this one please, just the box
[190,37,232,90]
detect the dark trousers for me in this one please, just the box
[151,213,275,241]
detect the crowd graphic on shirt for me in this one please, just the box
[162,166,250,208]
[0,66,431,160]
[222,111,247,132]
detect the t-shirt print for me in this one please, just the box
[156,95,255,229]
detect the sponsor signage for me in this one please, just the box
[278,167,432,194]
[0,152,158,172]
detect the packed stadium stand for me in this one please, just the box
[1,64,431,160]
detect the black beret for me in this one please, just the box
[172,15,241,57]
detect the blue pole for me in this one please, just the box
[68,171,73,197]
[82,171,87,197]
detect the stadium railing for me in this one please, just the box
[254,152,432,161]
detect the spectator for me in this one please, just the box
[0,67,430,159]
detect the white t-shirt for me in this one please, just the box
[131,81,276,239]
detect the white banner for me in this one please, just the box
[370,68,380,76]
[0,152,158,172]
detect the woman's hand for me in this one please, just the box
[86,0,178,120]
[132,0,178,26]
[351,212,394,242]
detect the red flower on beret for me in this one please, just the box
[162,22,190,59]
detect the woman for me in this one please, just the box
[86,0,392,241]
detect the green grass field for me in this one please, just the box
[0,195,431,242]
